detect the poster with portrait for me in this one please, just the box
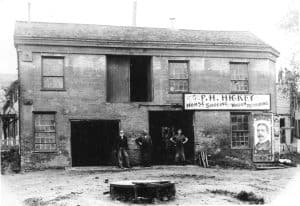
[253,113,274,162]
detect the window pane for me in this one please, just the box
[169,80,188,92]
[35,114,55,132]
[231,80,248,92]
[169,62,188,79]
[35,133,56,143]
[230,63,248,80]
[231,116,237,122]
[34,113,56,151]
[231,114,249,148]
[43,58,64,76]
[43,77,64,89]
[35,143,56,151]
[230,63,248,92]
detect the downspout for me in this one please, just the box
[16,49,21,162]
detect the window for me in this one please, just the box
[34,113,56,151]
[42,57,64,90]
[280,118,286,143]
[295,119,300,142]
[230,62,248,92]
[169,61,189,93]
[231,113,249,148]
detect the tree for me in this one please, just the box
[277,5,300,141]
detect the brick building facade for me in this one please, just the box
[14,21,279,170]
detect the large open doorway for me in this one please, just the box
[106,55,152,103]
[130,56,152,102]
[71,120,119,166]
[149,111,194,164]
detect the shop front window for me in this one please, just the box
[231,113,249,148]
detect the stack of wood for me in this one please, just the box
[198,151,209,168]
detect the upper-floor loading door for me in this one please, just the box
[107,55,130,102]
[107,55,152,103]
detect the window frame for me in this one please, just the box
[33,111,57,153]
[280,118,286,143]
[41,56,66,91]
[168,60,190,93]
[230,112,250,149]
[230,62,249,93]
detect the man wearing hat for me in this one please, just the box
[116,130,131,169]
[136,130,153,167]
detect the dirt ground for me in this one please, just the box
[1,165,300,205]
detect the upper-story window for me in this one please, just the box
[42,57,65,90]
[169,61,189,93]
[230,62,248,93]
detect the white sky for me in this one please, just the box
[0,0,299,74]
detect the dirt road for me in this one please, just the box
[1,165,299,205]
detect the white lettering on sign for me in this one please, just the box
[184,94,270,110]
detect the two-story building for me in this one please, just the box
[14,21,279,170]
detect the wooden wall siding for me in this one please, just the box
[107,56,130,102]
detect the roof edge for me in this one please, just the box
[14,36,280,58]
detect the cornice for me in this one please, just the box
[14,36,280,60]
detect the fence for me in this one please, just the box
[1,137,19,151]
[280,143,298,153]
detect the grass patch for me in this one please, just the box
[208,189,264,204]
[160,174,215,179]
[23,192,82,206]
[280,152,300,165]
[236,191,264,204]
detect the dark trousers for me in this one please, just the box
[175,148,185,164]
[141,150,152,167]
[117,147,130,168]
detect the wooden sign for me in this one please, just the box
[184,93,270,110]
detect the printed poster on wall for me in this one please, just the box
[253,113,274,162]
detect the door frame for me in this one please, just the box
[69,118,120,167]
[148,110,195,164]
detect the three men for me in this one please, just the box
[116,128,189,167]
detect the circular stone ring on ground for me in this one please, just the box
[110,180,176,203]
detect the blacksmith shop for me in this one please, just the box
[14,21,279,170]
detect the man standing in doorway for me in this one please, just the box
[116,130,131,169]
[136,130,153,167]
[170,129,188,165]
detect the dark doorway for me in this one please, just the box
[71,120,119,166]
[280,118,286,143]
[149,111,194,164]
[130,56,152,102]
